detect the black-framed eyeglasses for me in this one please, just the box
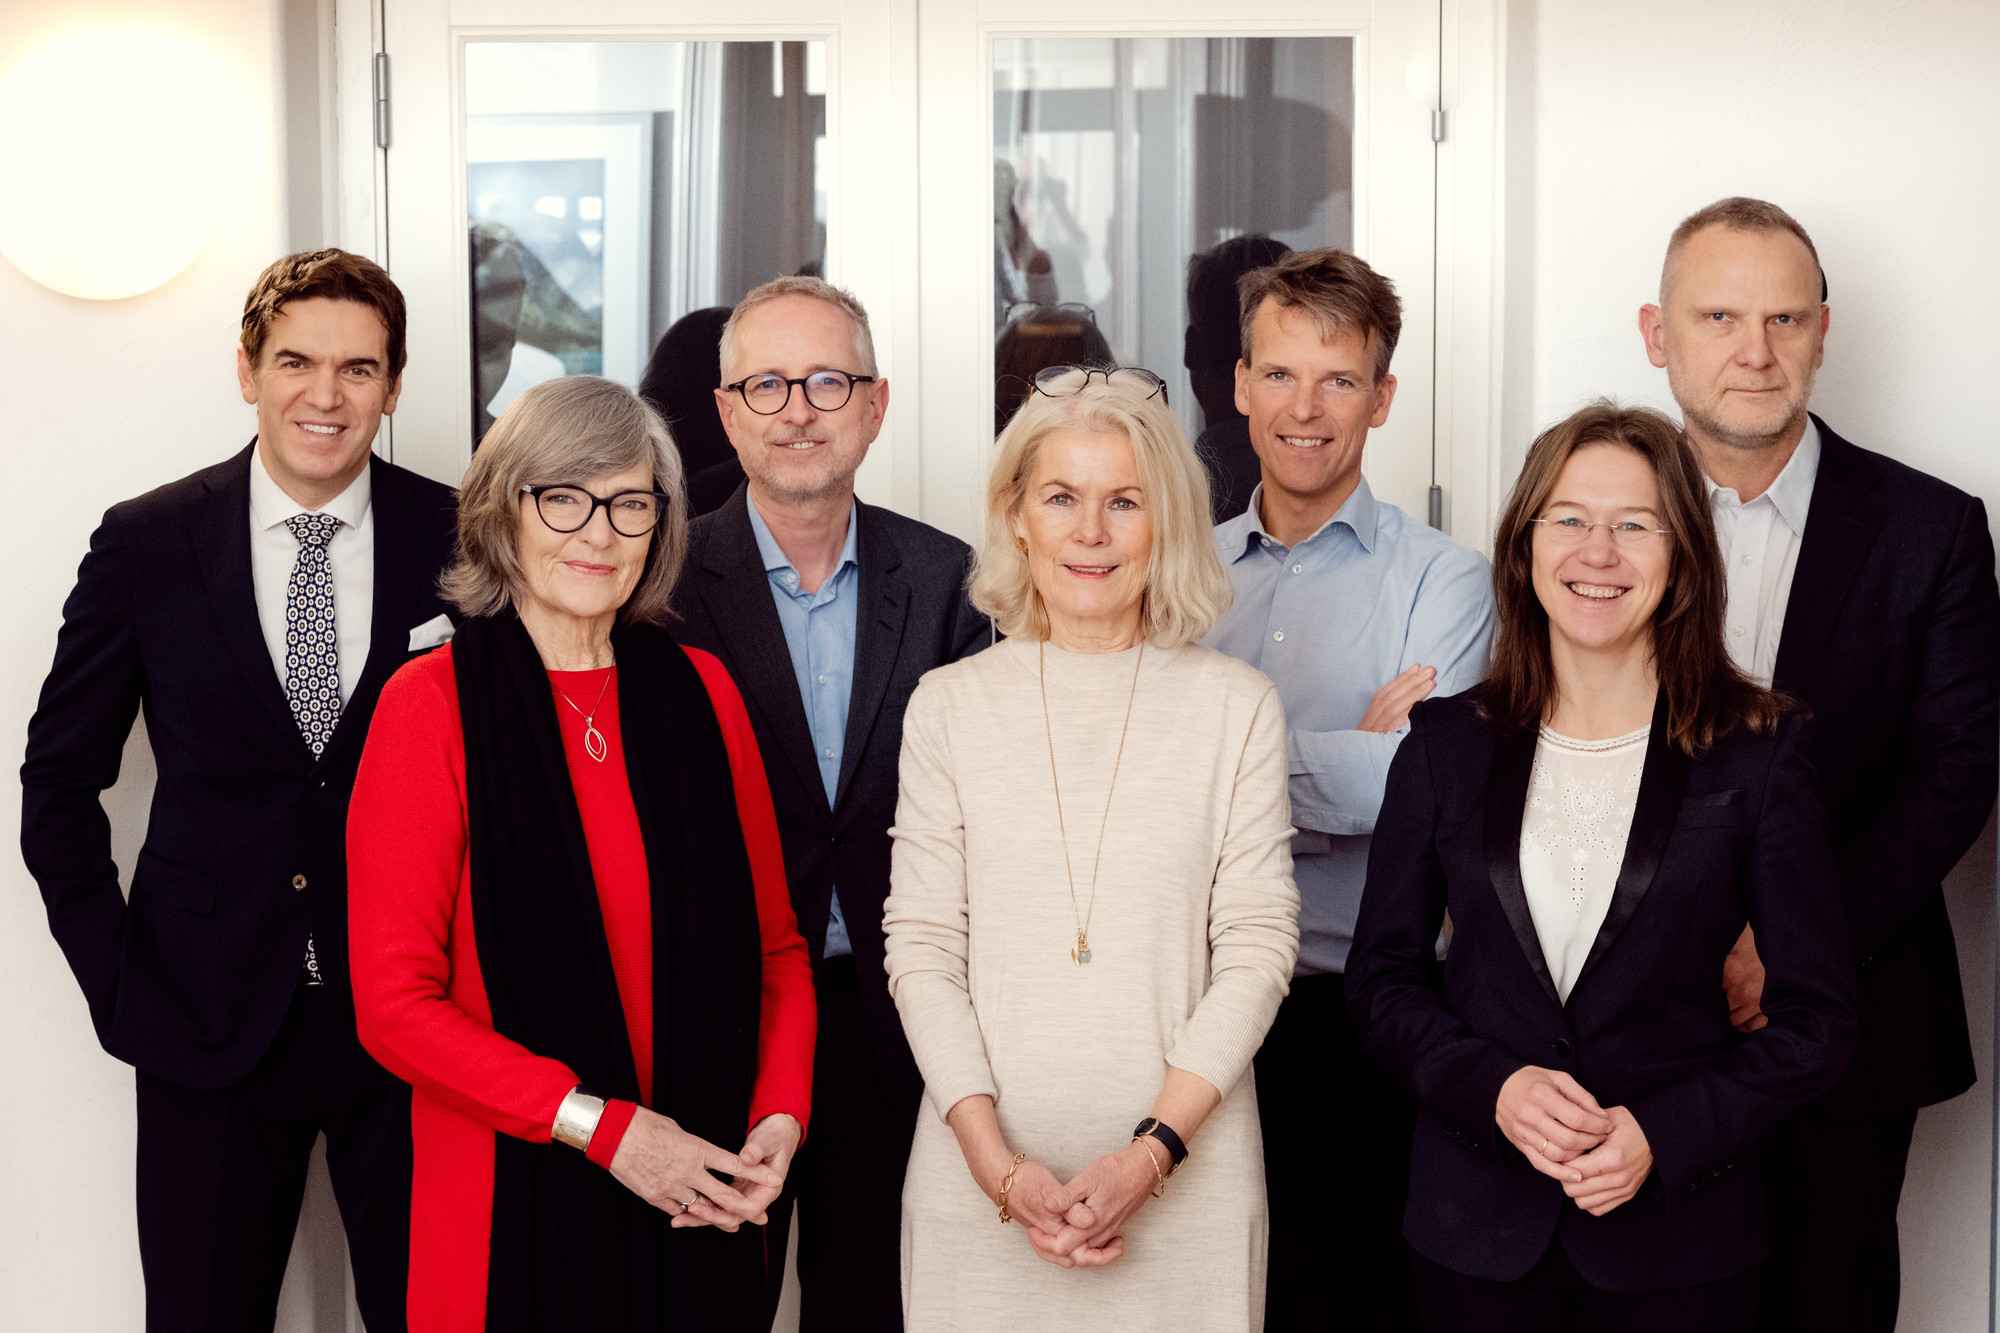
[1030,364,1169,406]
[521,484,671,538]
[724,369,877,415]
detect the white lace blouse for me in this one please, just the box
[1519,724,1650,1000]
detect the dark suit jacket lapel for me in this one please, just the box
[190,441,310,755]
[321,457,440,766]
[698,489,826,806]
[1484,724,1563,1008]
[1773,418,1887,689]
[1569,692,1690,998]
[835,503,909,811]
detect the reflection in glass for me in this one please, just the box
[466,41,827,447]
[992,37,1354,516]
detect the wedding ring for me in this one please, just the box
[1539,1139,1550,1156]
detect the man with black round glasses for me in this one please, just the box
[670,276,989,1331]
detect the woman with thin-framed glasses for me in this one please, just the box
[347,375,816,1331]
[1346,401,1856,1328]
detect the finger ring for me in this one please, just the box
[1539,1139,1550,1155]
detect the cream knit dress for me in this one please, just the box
[884,637,1299,1331]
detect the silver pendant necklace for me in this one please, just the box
[553,668,614,762]
[1039,640,1143,964]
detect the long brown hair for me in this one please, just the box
[1481,400,1786,756]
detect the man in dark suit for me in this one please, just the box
[669,276,987,1331]
[1640,197,2000,1333]
[21,250,459,1333]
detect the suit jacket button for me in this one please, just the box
[1554,1038,1573,1057]
[292,874,308,891]
[829,835,844,852]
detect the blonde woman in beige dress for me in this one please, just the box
[884,367,1299,1330]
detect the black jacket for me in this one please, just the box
[670,486,989,1113]
[1775,418,2000,1115]
[20,443,458,1089]
[1346,690,1857,1292]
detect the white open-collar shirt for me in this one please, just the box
[248,444,375,708]
[1706,419,1821,689]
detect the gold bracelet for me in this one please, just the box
[996,1152,1029,1224]
[1133,1135,1167,1198]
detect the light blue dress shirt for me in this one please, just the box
[1204,478,1495,975]
[746,499,861,957]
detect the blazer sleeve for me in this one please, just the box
[1345,706,1528,1150]
[1625,714,1859,1198]
[882,679,999,1120]
[685,648,817,1135]
[1836,496,2000,958]
[20,508,145,1039]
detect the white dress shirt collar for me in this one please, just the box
[249,444,373,533]
[1705,417,1821,530]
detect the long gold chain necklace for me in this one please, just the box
[1038,640,1143,965]
[552,667,614,762]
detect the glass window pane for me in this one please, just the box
[465,40,827,458]
[993,36,1355,520]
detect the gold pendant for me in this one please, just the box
[1071,932,1092,965]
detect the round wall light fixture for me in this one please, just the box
[0,28,243,300]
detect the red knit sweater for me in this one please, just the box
[348,644,815,1332]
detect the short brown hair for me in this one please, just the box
[1482,400,1786,756]
[718,275,877,382]
[1663,197,1826,302]
[240,249,408,379]
[442,376,688,627]
[1236,247,1402,382]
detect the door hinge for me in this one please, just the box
[1428,485,1444,530]
[373,52,391,150]
[1431,108,1447,143]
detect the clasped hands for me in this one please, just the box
[607,1106,801,1231]
[1495,1066,1652,1216]
[985,1140,1165,1269]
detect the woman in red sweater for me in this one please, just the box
[348,375,815,1332]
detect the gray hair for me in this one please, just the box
[718,275,878,382]
[969,380,1232,647]
[441,375,688,625]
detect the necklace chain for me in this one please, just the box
[553,668,614,763]
[1038,640,1143,965]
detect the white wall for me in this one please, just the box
[1501,1,2000,1327]
[0,1,317,1327]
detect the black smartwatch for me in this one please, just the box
[1133,1117,1189,1174]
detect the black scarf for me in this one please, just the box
[453,612,767,1331]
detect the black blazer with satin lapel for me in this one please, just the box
[20,442,458,1089]
[671,485,989,1111]
[1772,418,2000,1115]
[1346,689,1857,1292]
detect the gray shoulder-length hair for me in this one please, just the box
[442,375,688,625]
[968,379,1232,647]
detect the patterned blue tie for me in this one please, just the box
[284,512,341,987]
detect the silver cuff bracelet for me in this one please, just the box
[552,1086,607,1152]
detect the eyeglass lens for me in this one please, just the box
[737,371,862,415]
[536,487,662,537]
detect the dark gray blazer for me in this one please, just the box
[670,485,989,1112]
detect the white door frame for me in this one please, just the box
[337,0,1501,550]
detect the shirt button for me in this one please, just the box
[1741,554,1753,565]
[1273,630,1285,642]
[1730,626,1745,637]
[1292,564,1303,575]
[818,674,829,684]
[1260,537,1272,547]
[824,748,835,759]
[292,874,307,891]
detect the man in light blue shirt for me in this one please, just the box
[1203,248,1494,1331]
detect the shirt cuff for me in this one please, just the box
[584,1097,640,1169]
